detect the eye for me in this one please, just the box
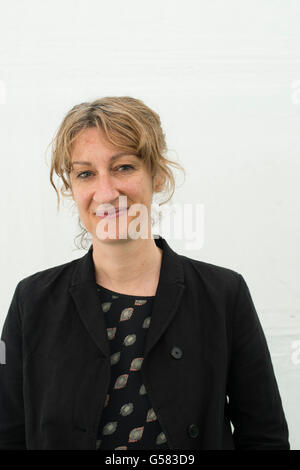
[75,165,134,180]
[115,164,134,172]
[76,171,92,179]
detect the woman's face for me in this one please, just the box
[69,127,157,242]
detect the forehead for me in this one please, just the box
[71,127,119,156]
[70,127,139,164]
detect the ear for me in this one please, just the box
[153,170,166,193]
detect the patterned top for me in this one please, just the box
[95,284,169,450]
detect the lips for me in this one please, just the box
[95,207,128,217]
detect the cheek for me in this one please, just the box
[72,190,90,211]
[121,180,140,198]
[129,175,151,195]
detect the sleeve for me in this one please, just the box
[226,274,290,450]
[0,282,27,449]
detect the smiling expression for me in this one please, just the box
[69,127,158,241]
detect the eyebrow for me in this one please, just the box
[71,152,136,167]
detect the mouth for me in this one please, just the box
[95,207,128,219]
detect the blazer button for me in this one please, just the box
[188,424,199,439]
[170,346,183,359]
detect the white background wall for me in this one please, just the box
[0,0,299,449]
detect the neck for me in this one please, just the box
[92,236,163,291]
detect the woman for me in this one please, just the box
[0,97,290,450]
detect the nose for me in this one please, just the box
[92,173,120,206]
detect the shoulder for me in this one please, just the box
[175,253,254,331]
[16,255,82,301]
[179,252,241,285]
[177,252,243,302]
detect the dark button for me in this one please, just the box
[188,424,199,439]
[170,346,183,359]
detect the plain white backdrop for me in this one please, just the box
[0,0,299,449]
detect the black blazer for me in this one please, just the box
[0,236,290,450]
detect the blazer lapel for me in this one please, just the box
[68,236,186,360]
[69,242,111,358]
[142,237,186,359]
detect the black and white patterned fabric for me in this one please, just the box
[95,284,169,450]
